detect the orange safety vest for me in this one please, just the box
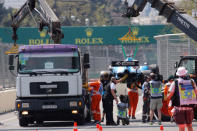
[89,81,101,96]
[128,82,140,93]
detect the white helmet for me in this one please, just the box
[176,67,188,76]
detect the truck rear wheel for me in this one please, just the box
[19,117,28,127]
[84,94,91,122]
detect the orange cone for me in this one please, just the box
[99,125,103,131]
[96,123,100,129]
[160,125,164,131]
[73,122,78,131]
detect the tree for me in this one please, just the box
[0,3,12,27]
[0,0,129,27]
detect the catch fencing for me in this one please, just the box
[0,43,15,89]
[0,43,157,88]
[155,33,197,80]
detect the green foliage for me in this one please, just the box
[0,3,12,27]
[0,0,128,27]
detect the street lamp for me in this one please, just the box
[71,15,76,21]
[192,0,197,18]
[85,18,90,26]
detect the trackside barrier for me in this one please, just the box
[160,125,164,131]
[73,122,78,131]
[0,89,16,113]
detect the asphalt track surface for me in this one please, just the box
[1,96,197,131]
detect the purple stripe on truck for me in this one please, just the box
[19,44,78,53]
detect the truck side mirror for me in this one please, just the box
[174,62,178,68]
[8,55,15,71]
[9,55,14,65]
[83,54,90,69]
[9,65,14,70]
[84,63,90,69]
[83,54,89,64]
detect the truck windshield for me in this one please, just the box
[18,52,80,74]
[179,59,195,74]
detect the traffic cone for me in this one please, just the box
[73,122,78,131]
[96,123,100,131]
[160,125,164,131]
[74,122,77,127]
[99,125,103,131]
[96,123,100,129]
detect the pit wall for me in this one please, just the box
[0,89,16,113]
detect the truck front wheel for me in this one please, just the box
[36,120,43,125]
[19,117,28,127]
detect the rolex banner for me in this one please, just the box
[0,25,172,45]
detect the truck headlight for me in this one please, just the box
[22,111,28,115]
[72,110,78,114]
[22,103,29,108]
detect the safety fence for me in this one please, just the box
[79,44,157,78]
[0,43,15,89]
[0,43,157,88]
[0,89,16,113]
[155,33,197,80]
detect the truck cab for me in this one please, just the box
[175,55,197,81]
[175,55,197,119]
[9,44,91,126]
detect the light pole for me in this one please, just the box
[192,0,197,18]
[85,18,90,26]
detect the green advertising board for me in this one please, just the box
[0,25,171,45]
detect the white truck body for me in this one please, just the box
[9,44,91,126]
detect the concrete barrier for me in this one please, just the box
[0,89,16,113]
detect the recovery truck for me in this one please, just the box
[8,0,91,126]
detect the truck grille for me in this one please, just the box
[30,82,68,95]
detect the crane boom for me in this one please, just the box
[123,0,197,42]
[11,0,64,44]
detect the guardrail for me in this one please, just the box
[0,89,16,113]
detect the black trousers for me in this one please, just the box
[103,99,114,124]
[142,99,150,121]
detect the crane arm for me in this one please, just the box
[123,0,197,42]
[11,0,63,44]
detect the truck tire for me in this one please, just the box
[85,110,91,122]
[19,117,28,127]
[85,102,91,122]
[84,94,91,122]
[76,114,85,125]
[36,120,43,125]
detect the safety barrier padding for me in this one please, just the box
[0,89,16,113]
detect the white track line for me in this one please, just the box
[1,117,17,123]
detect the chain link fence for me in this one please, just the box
[0,43,157,88]
[0,43,16,89]
[81,44,157,78]
[155,33,197,80]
